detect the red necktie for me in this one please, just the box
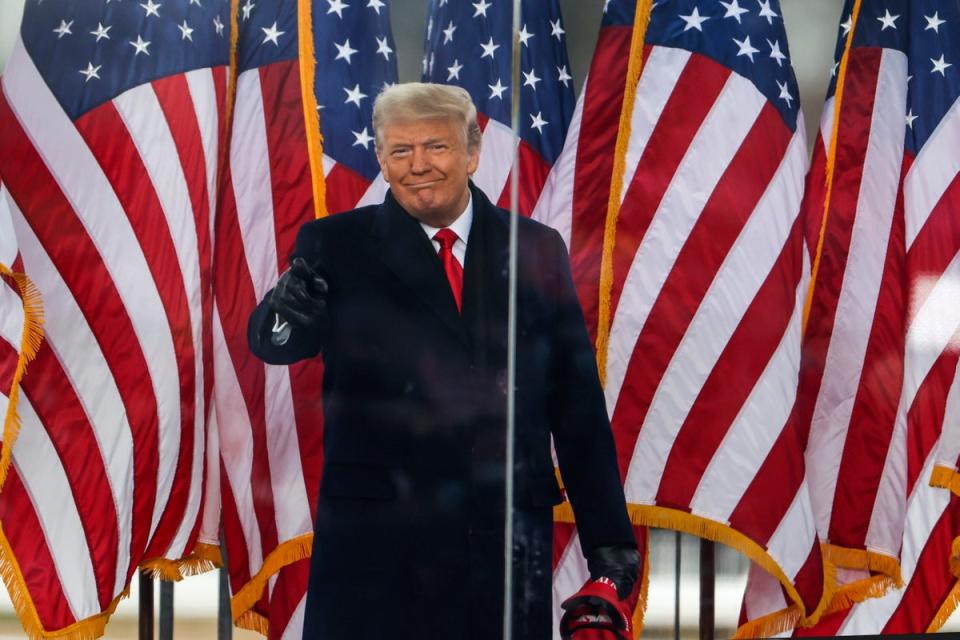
[433,228,463,312]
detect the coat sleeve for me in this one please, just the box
[247,221,327,365]
[544,229,635,553]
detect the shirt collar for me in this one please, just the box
[419,192,473,245]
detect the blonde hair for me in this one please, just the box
[373,82,482,152]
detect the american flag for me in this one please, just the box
[421,0,575,216]
[0,0,228,636]
[553,0,828,635]
[742,0,960,633]
[213,0,396,636]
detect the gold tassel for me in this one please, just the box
[231,534,313,622]
[0,265,45,490]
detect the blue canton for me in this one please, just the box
[311,0,398,181]
[236,0,297,72]
[828,0,959,154]
[644,0,801,131]
[22,0,230,121]
[421,0,576,165]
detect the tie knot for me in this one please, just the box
[433,228,458,250]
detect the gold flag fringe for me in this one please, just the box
[801,0,863,335]
[297,0,328,219]
[929,574,960,633]
[230,533,313,626]
[140,542,223,581]
[594,0,654,385]
[825,543,902,587]
[931,465,960,496]
[236,610,270,635]
[0,264,45,491]
[556,502,838,637]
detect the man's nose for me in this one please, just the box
[410,147,430,173]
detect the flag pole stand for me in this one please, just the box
[699,539,715,640]
[138,573,154,640]
[159,580,174,640]
[674,531,681,640]
[219,533,233,640]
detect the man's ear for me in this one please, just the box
[466,144,480,176]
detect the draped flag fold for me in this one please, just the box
[213,0,396,636]
[0,0,229,635]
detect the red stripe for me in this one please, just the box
[552,522,577,570]
[608,53,730,321]
[495,140,551,217]
[793,607,848,637]
[883,496,960,633]
[258,59,327,527]
[213,169,281,559]
[568,28,636,341]
[906,166,960,291]
[795,48,883,449]
[0,467,76,629]
[789,544,827,619]
[259,60,315,275]
[144,72,214,559]
[678,215,804,542]
[827,158,908,549]
[0,91,161,588]
[19,342,121,609]
[74,100,196,567]
[0,310,17,390]
[802,141,828,259]
[221,457,253,590]
[907,351,960,495]
[267,558,310,640]
[606,102,792,488]
[325,163,372,215]
[291,358,324,525]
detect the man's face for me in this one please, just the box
[377,117,480,228]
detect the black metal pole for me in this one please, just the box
[674,531,681,640]
[138,573,154,640]
[699,539,715,640]
[219,534,233,640]
[158,580,174,640]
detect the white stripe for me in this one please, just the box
[621,114,805,505]
[742,561,789,626]
[605,73,768,418]
[619,46,692,204]
[904,95,960,250]
[114,82,203,545]
[806,49,908,539]
[356,173,389,208]
[472,118,517,204]
[196,401,223,546]
[0,184,16,267]
[322,154,337,177]
[186,68,220,244]
[230,70,312,542]
[819,96,836,155]
[11,396,98,619]
[530,75,587,247]
[6,39,179,559]
[213,307,264,574]
[764,485,817,580]
[0,281,24,353]
[839,445,951,634]
[933,363,960,472]
[231,70,281,301]
[163,69,219,561]
[552,533,589,640]
[9,197,135,597]
[690,240,805,522]
[264,362,312,541]
[279,594,308,640]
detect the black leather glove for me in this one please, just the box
[268,257,328,329]
[585,544,639,600]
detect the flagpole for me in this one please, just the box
[503,0,522,637]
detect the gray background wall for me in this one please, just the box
[1,0,843,143]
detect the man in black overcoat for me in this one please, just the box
[248,83,637,639]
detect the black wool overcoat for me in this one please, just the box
[248,183,633,639]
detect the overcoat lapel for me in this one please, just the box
[369,190,469,346]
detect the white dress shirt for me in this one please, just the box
[419,193,473,265]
